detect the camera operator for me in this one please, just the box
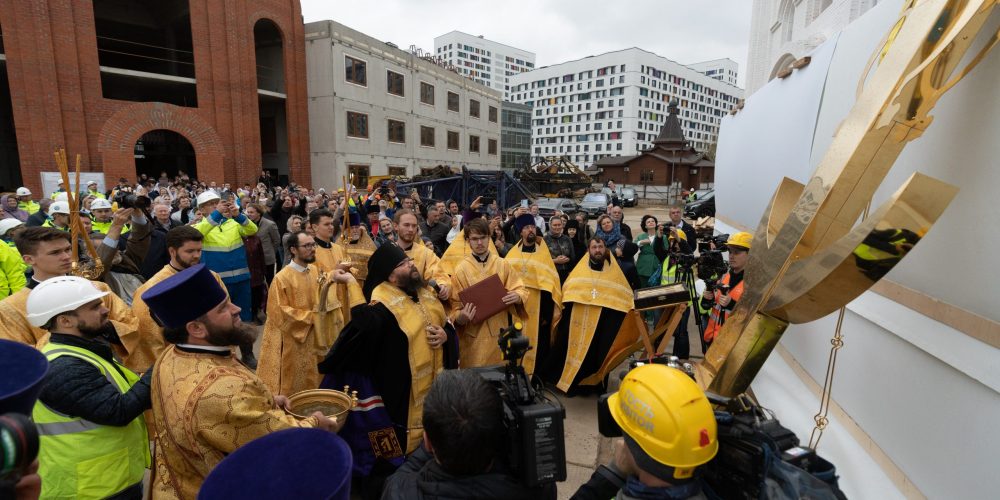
[574,364,717,500]
[382,370,556,500]
[701,232,752,345]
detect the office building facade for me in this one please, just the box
[433,31,535,100]
[305,20,501,191]
[508,48,743,167]
[500,102,531,171]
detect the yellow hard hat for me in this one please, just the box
[726,231,753,250]
[608,365,718,479]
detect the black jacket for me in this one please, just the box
[381,446,555,500]
[37,333,152,426]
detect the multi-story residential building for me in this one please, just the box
[305,20,501,191]
[500,102,531,171]
[687,58,740,86]
[745,0,880,95]
[508,48,743,167]
[433,31,535,100]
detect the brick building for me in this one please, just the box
[593,99,714,192]
[0,0,310,195]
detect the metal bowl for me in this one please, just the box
[286,387,357,422]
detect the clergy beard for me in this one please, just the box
[205,321,257,347]
[398,268,426,297]
[523,233,536,246]
[589,251,608,267]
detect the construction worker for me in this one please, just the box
[192,191,259,365]
[575,364,718,498]
[0,218,25,248]
[701,231,752,344]
[27,276,151,499]
[16,187,40,215]
[90,198,129,235]
[50,181,67,200]
[42,200,71,231]
[79,180,107,201]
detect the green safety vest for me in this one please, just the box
[660,258,709,315]
[91,220,129,235]
[19,200,40,215]
[41,220,69,232]
[32,342,150,499]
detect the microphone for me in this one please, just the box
[428,279,441,294]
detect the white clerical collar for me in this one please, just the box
[289,261,309,273]
[176,343,232,353]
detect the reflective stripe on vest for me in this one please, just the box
[215,267,250,279]
[32,343,150,499]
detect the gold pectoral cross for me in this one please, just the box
[591,288,598,299]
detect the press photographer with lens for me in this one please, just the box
[0,339,47,500]
[576,364,718,499]
[700,232,752,346]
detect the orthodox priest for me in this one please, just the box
[129,226,225,373]
[142,264,340,499]
[309,208,354,322]
[336,211,377,288]
[318,244,454,498]
[393,209,450,300]
[504,214,562,375]
[449,218,527,368]
[540,236,635,395]
[258,231,363,396]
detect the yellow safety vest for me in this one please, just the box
[91,220,129,235]
[19,200,40,214]
[32,342,150,499]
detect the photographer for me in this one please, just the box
[653,226,698,359]
[574,364,717,499]
[701,232,752,345]
[382,370,555,500]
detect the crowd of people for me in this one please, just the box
[0,171,753,499]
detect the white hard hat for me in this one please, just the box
[196,191,221,207]
[16,187,31,197]
[26,276,109,328]
[87,180,98,186]
[90,198,112,210]
[0,219,24,236]
[48,201,70,216]
[52,193,68,202]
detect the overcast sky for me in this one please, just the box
[300,0,753,88]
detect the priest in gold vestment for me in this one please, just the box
[129,226,225,373]
[258,231,364,396]
[540,236,634,395]
[450,218,527,368]
[319,243,455,495]
[309,208,354,323]
[0,227,138,359]
[394,209,451,300]
[505,214,563,375]
[142,264,341,499]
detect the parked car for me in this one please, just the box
[621,187,638,207]
[536,197,578,218]
[684,189,715,218]
[579,192,610,218]
[601,186,623,205]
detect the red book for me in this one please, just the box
[457,274,509,324]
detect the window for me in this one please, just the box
[447,131,460,150]
[489,106,498,123]
[347,112,368,138]
[447,91,460,112]
[470,99,480,118]
[348,164,369,188]
[469,135,480,153]
[345,56,367,86]
[488,138,497,155]
[420,126,435,147]
[387,70,404,96]
[388,166,407,177]
[387,119,405,143]
[420,82,435,105]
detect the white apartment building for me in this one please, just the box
[745,0,880,95]
[304,20,501,191]
[687,58,740,86]
[433,31,535,100]
[508,48,743,167]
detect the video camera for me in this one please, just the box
[471,322,567,487]
[698,233,730,253]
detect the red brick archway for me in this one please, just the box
[98,102,225,184]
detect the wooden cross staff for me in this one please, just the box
[54,148,102,279]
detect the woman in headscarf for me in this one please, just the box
[0,195,28,222]
[565,218,587,265]
[594,214,622,248]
